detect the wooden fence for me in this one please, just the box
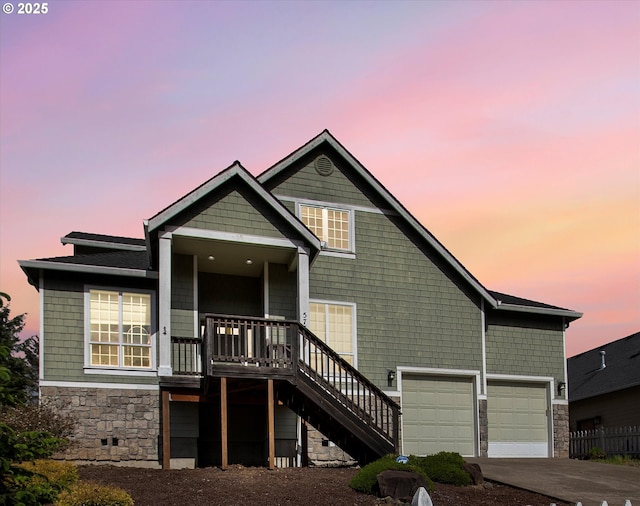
[569,426,640,459]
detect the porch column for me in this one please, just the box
[297,248,310,327]
[267,379,275,470]
[158,233,172,376]
[161,390,171,470]
[220,377,228,470]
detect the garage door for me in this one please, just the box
[402,375,475,456]
[487,382,548,457]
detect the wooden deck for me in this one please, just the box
[162,315,400,468]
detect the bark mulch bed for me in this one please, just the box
[79,465,569,505]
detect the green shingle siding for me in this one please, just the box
[178,188,285,239]
[171,254,195,338]
[309,210,482,389]
[268,264,297,319]
[42,275,158,386]
[270,157,377,208]
[485,315,565,383]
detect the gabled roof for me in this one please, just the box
[258,130,499,309]
[259,130,585,321]
[568,331,640,402]
[144,161,322,260]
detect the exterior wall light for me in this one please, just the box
[387,369,396,387]
[246,259,253,265]
[557,381,566,396]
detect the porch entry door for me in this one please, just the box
[487,382,549,457]
[402,374,475,456]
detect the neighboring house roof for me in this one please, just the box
[568,331,640,402]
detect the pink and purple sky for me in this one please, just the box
[1,0,638,357]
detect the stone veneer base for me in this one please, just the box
[41,386,160,465]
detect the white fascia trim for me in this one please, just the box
[480,299,487,396]
[39,272,45,382]
[148,164,242,231]
[259,131,497,308]
[83,368,158,377]
[40,380,159,390]
[167,226,297,249]
[18,260,158,279]
[61,237,146,252]
[552,399,569,405]
[496,303,583,319]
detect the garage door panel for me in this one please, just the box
[488,382,549,457]
[402,375,475,456]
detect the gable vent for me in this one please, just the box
[314,155,334,176]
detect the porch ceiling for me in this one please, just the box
[172,236,293,277]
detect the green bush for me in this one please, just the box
[409,451,471,486]
[55,482,134,506]
[0,423,69,505]
[17,459,78,488]
[588,446,606,459]
[348,454,434,495]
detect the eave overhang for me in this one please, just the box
[61,235,146,252]
[495,302,583,322]
[19,260,158,290]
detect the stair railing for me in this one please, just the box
[296,324,400,451]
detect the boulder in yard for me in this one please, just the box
[377,470,431,502]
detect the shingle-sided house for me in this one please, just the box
[568,331,640,431]
[19,131,582,469]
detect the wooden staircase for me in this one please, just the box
[184,315,400,465]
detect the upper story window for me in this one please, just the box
[309,301,356,366]
[300,204,352,252]
[87,288,154,371]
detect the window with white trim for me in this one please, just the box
[300,204,352,251]
[87,289,154,370]
[309,301,355,366]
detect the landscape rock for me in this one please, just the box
[377,470,431,502]
[463,462,484,485]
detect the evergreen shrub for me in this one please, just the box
[55,482,134,506]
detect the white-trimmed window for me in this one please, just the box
[309,301,356,366]
[300,204,352,251]
[86,288,155,370]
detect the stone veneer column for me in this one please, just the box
[41,386,160,467]
[478,398,488,457]
[305,426,356,467]
[553,403,569,458]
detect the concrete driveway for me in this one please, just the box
[466,458,640,505]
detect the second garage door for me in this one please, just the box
[487,382,549,457]
[402,374,475,456]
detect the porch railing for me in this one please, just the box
[170,315,400,451]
